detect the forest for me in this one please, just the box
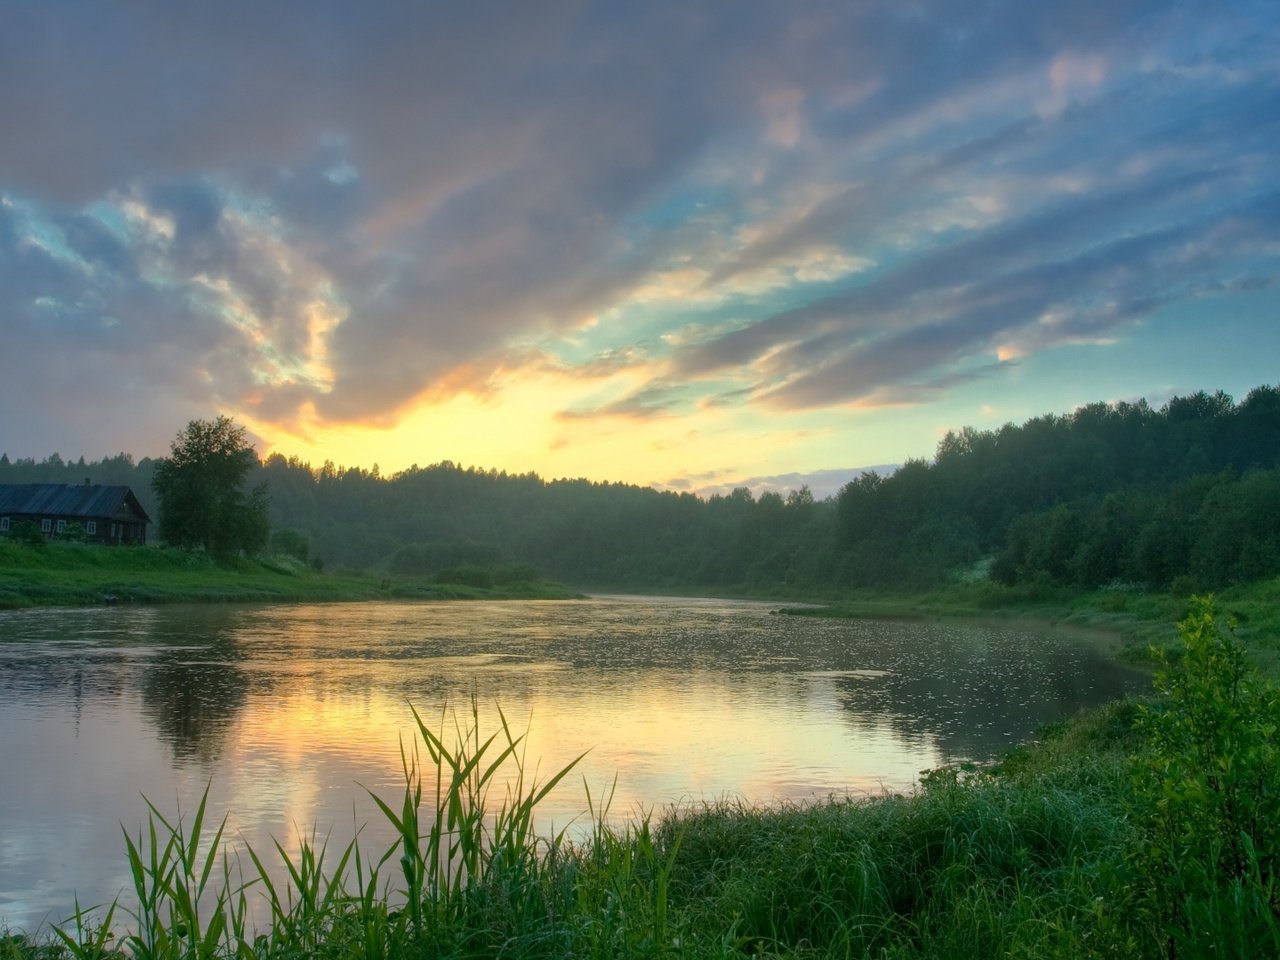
[3,384,1279,594]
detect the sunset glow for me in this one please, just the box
[2,2,1277,494]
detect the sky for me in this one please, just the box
[2,1,1277,499]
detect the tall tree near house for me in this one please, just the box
[152,416,270,557]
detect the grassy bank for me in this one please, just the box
[774,576,1280,677]
[596,573,1280,674]
[3,599,1276,959]
[0,542,576,609]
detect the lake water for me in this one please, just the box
[0,596,1147,933]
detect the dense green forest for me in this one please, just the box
[4,384,1279,593]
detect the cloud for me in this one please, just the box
[659,464,900,501]
[1038,51,1108,118]
[0,199,243,456]
[557,380,692,422]
[674,167,1280,411]
[0,0,1277,464]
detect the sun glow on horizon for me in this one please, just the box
[243,366,818,488]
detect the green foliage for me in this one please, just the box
[860,387,1280,591]
[1128,597,1280,954]
[42,703,695,960]
[55,522,87,544]
[6,520,46,548]
[267,529,309,564]
[432,562,542,588]
[389,537,501,576]
[432,563,496,588]
[117,789,231,960]
[151,417,270,558]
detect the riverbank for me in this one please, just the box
[589,574,1280,677]
[8,538,1278,677]
[772,576,1280,678]
[0,541,576,609]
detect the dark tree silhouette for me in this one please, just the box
[152,416,270,557]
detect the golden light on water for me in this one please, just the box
[213,657,944,859]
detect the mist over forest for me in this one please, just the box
[4,385,1279,594]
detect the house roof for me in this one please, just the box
[0,484,152,523]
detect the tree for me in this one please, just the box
[270,528,311,564]
[6,520,46,548]
[152,416,270,556]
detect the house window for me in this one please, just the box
[0,517,8,532]
[56,520,67,534]
[86,521,97,535]
[41,519,52,533]
[110,523,118,538]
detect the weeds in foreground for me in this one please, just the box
[13,601,1278,958]
[1127,597,1280,956]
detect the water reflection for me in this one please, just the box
[0,597,1148,932]
[138,631,249,765]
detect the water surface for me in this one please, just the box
[0,596,1146,931]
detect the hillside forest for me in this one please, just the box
[3,384,1279,594]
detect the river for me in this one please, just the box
[0,595,1147,932]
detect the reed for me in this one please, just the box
[32,698,686,960]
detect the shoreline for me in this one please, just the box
[5,540,1276,673]
[0,541,577,609]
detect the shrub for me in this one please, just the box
[1128,596,1280,954]
[55,522,87,543]
[6,520,46,548]
[431,563,542,588]
[391,538,502,576]
[270,529,310,564]
[433,563,494,588]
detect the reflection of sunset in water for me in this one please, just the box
[214,673,938,857]
[0,597,1146,931]
[517,672,941,823]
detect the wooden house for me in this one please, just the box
[0,482,152,545]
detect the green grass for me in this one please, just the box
[0,542,577,609]
[659,771,1135,957]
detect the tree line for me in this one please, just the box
[3,384,1278,593]
[851,385,1280,591]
